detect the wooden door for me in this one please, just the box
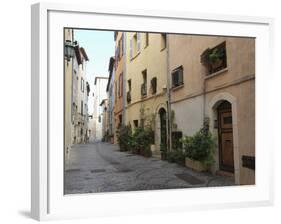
[218,101,234,172]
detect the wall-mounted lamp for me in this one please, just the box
[64,40,75,62]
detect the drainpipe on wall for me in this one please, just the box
[166,34,172,152]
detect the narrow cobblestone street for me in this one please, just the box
[65,142,235,194]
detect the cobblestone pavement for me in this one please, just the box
[64,142,235,194]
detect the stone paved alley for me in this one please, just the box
[64,142,235,194]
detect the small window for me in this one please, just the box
[133,120,138,128]
[201,42,227,75]
[128,79,132,91]
[127,79,132,103]
[171,66,184,88]
[141,70,147,97]
[151,77,157,94]
[161,33,167,50]
[81,100,83,114]
[131,33,140,59]
[145,33,149,47]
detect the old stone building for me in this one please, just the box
[64,29,90,153]
[92,76,108,141]
[106,57,116,143]
[168,34,255,185]
[114,32,126,141]
[125,32,168,156]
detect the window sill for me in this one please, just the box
[205,67,228,80]
[172,84,184,91]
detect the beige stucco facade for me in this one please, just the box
[64,28,73,155]
[168,34,255,185]
[125,32,168,155]
[64,29,90,156]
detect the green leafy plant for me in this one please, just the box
[117,125,133,152]
[181,128,216,168]
[208,48,224,63]
[132,127,153,157]
[167,148,186,165]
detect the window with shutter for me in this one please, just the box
[171,66,184,88]
[201,41,227,75]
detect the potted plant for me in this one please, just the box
[201,47,225,74]
[208,48,224,70]
[182,128,216,172]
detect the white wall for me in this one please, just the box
[92,77,108,140]
[1,0,280,224]
[172,95,204,136]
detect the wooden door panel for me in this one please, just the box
[218,104,234,173]
[220,111,232,129]
[221,132,234,169]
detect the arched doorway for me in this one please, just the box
[217,101,234,173]
[159,108,167,148]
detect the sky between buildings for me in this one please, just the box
[74,29,115,114]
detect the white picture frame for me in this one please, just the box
[31,2,274,221]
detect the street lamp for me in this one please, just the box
[64,40,75,62]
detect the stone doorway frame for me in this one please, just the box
[208,92,240,185]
